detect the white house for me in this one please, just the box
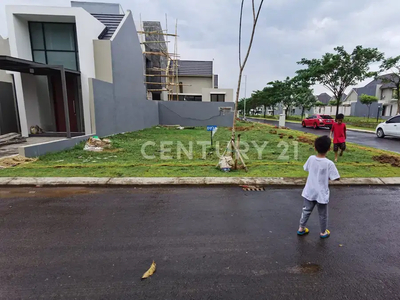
[171,60,234,103]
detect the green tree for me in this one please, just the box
[291,77,317,118]
[379,56,400,115]
[297,45,383,117]
[268,77,296,117]
[328,99,340,106]
[359,94,378,119]
[294,89,317,119]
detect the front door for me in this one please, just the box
[50,73,79,133]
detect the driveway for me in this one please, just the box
[248,118,400,153]
[1,186,400,299]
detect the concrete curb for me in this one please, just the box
[346,128,375,134]
[0,177,399,187]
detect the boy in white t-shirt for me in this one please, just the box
[297,135,340,239]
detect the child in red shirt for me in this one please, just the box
[330,114,347,162]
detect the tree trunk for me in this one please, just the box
[367,105,371,120]
[272,107,275,116]
[335,92,342,118]
[301,107,305,119]
[263,105,266,118]
[285,108,288,118]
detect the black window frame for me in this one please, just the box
[211,94,225,102]
[28,21,79,71]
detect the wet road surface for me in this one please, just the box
[1,186,400,299]
[248,118,400,153]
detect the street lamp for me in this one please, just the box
[377,104,382,122]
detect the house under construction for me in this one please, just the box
[138,19,233,103]
[138,20,179,101]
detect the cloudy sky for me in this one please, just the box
[1,0,399,97]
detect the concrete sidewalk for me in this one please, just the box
[0,177,399,186]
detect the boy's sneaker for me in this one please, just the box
[320,229,330,239]
[297,228,309,236]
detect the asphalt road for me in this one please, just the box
[1,186,400,300]
[248,118,400,153]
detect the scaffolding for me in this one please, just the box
[138,15,180,101]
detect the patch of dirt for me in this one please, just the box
[288,135,294,139]
[296,136,314,145]
[373,155,400,167]
[269,130,278,135]
[235,126,255,132]
[287,263,321,274]
[0,155,37,169]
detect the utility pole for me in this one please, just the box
[244,74,247,118]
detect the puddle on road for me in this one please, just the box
[287,263,321,274]
[0,187,100,199]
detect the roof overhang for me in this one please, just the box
[0,55,80,76]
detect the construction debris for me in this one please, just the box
[0,133,26,146]
[0,155,37,169]
[30,125,44,135]
[83,137,112,152]
[218,156,234,172]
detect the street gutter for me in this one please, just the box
[0,177,399,187]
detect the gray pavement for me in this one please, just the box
[1,186,400,299]
[248,118,400,153]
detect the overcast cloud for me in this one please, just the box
[1,0,399,97]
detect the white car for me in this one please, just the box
[376,115,400,138]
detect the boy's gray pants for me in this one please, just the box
[299,199,328,233]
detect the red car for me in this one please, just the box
[302,114,334,129]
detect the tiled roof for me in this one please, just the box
[354,83,378,101]
[317,93,331,104]
[92,13,124,40]
[171,60,213,76]
[378,74,399,89]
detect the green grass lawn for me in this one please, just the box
[1,121,399,178]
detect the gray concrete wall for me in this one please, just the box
[351,101,380,118]
[0,81,18,135]
[92,11,159,137]
[20,135,92,158]
[158,101,235,127]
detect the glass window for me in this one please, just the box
[388,116,400,123]
[33,51,46,64]
[29,22,79,70]
[29,23,45,50]
[47,52,77,70]
[392,90,398,99]
[211,94,225,102]
[44,23,76,51]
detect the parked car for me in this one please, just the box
[302,115,334,129]
[376,115,400,138]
